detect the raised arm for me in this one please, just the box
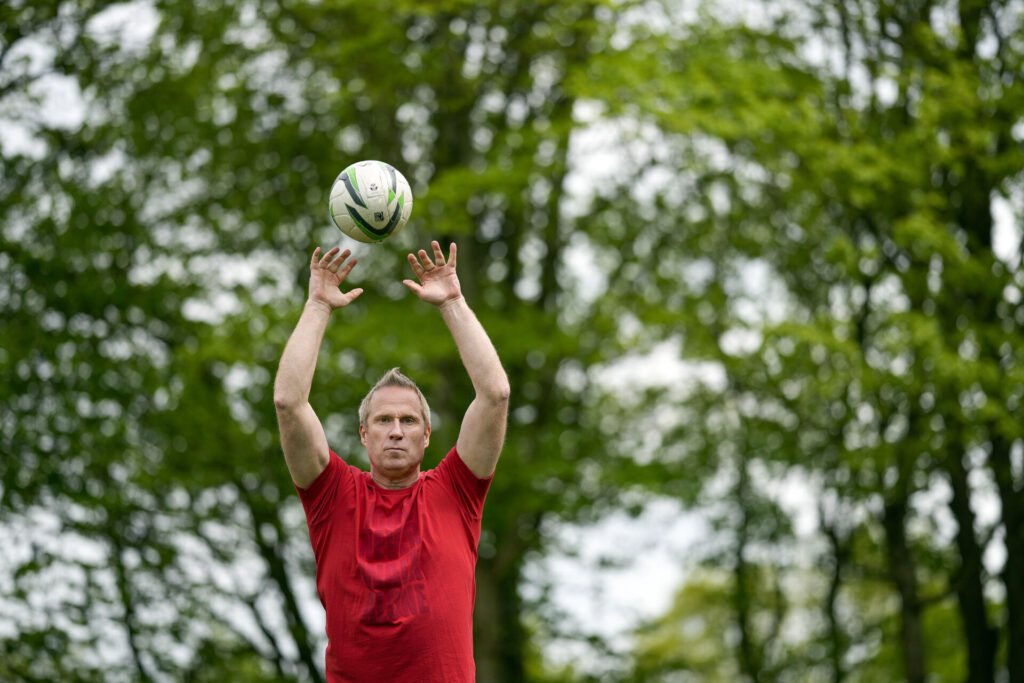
[404,241,510,478]
[274,247,363,487]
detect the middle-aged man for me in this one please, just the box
[273,240,510,682]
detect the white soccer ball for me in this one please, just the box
[328,160,413,243]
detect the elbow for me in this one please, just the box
[273,375,307,412]
[273,391,300,412]
[489,377,511,406]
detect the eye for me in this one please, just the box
[402,417,415,424]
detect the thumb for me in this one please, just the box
[402,280,422,295]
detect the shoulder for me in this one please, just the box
[423,446,492,511]
[425,446,490,478]
[294,450,359,516]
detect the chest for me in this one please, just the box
[325,482,469,572]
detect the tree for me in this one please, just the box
[0,0,673,679]
[583,0,1024,680]
[7,1,1022,680]
[631,563,971,683]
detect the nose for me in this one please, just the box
[388,419,404,438]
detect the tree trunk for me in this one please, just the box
[882,495,926,683]
[733,460,763,683]
[111,532,151,683]
[990,434,1024,683]
[943,445,997,682]
[241,489,325,683]
[474,553,526,683]
[821,517,848,683]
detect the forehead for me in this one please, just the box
[367,386,422,415]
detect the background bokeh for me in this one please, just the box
[2,0,1024,681]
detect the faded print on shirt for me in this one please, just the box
[358,494,430,624]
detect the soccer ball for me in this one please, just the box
[329,160,413,243]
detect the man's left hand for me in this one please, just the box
[404,240,462,307]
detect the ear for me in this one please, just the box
[359,423,367,446]
[424,425,430,448]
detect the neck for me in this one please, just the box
[371,470,419,489]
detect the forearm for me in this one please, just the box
[273,300,333,408]
[439,296,510,403]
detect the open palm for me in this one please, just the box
[308,246,363,310]
[404,241,462,306]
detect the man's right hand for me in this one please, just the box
[308,246,363,310]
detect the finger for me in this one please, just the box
[418,249,435,270]
[407,252,425,275]
[328,248,351,272]
[321,246,340,266]
[336,256,358,280]
[431,240,445,265]
[448,242,457,270]
[318,246,341,268]
[311,247,321,268]
[327,249,352,274]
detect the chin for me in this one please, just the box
[377,455,412,471]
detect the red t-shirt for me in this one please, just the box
[295,446,492,683]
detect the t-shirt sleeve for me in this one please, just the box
[294,450,350,529]
[435,446,493,522]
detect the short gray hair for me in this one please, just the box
[358,367,431,429]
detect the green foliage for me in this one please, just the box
[632,566,975,683]
[4,0,1024,680]
[1,0,656,680]
[632,570,744,682]
[601,0,1024,681]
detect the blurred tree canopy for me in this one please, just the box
[595,0,1024,681]
[2,0,1023,682]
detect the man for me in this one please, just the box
[273,240,510,682]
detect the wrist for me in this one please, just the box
[438,295,466,312]
[305,298,333,315]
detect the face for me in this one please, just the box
[359,385,431,487]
